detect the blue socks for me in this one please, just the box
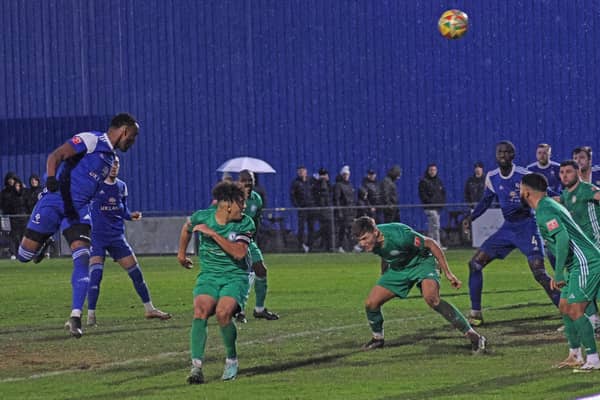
[71,247,91,312]
[128,264,151,303]
[87,263,104,310]
[468,269,483,311]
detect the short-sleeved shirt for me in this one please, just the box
[91,178,131,238]
[472,165,533,223]
[58,131,116,210]
[373,223,431,270]
[188,207,255,275]
[535,196,600,276]
[560,181,600,247]
[527,161,561,194]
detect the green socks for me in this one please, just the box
[432,299,471,334]
[220,321,238,359]
[562,315,581,349]
[574,315,597,355]
[191,318,208,360]
[255,277,267,309]
[366,307,384,335]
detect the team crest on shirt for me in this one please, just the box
[572,196,577,203]
[414,236,421,247]
[390,250,400,256]
[228,232,237,241]
[71,136,82,144]
[546,219,559,231]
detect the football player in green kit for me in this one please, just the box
[351,216,487,354]
[236,169,279,322]
[557,160,600,337]
[521,173,600,371]
[559,160,600,247]
[177,181,255,384]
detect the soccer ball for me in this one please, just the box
[438,9,469,39]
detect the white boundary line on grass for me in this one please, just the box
[0,315,427,383]
[0,301,551,383]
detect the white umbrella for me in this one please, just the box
[216,157,276,173]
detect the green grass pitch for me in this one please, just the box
[0,251,598,399]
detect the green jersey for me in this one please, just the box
[560,181,600,247]
[535,196,600,282]
[187,207,255,275]
[373,223,431,270]
[244,190,263,227]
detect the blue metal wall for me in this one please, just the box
[1,1,599,227]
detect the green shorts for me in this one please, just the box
[376,258,440,298]
[193,272,250,310]
[248,241,264,264]
[561,269,600,304]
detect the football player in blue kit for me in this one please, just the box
[17,113,139,338]
[86,155,171,326]
[467,141,560,326]
[526,143,561,194]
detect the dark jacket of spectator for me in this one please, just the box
[418,168,446,211]
[333,175,355,219]
[312,175,332,207]
[464,175,485,205]
[379,166,402,222]
[2,178,27,215]
[290,176,315,208]
[0,172,19,214]
[24,174,43,213]
[361,173,379,210]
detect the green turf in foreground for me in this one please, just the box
[0,251,598,399]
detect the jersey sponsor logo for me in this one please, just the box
[546,219,559,231]
[108,197,117,205]
[414,236,421,247]
[71,136,82,144]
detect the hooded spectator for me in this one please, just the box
[379,165,402,222]
[24,174,43,213]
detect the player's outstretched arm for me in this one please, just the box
[424,237,461,289]
[177,221,194,269]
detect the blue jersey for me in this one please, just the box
[527,161,561,194]
[472,165,533,223]
[57,131,115,211]
[91,178,132,237]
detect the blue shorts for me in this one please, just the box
[90,234,134,261]
[480,218,545,260]
[26,192,91,235]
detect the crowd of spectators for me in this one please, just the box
[290,164,403,253]
[0,172,43,259]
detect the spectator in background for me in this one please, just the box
[333,165,355,253]
[527,143,561,193]
[312,167,333,251]
[3,177,28,260]
[464,162,485,206]
[24,174,43,214]
[290,165,316,252]
[0,172,18,213]
[418,163,446,247]
[379,165,402,223]
[359,169,379,219]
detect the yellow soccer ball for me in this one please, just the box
[438,9,469,39]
